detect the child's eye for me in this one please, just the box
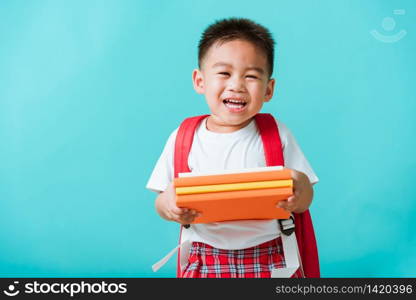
[246,75,258,79]
[218,72,230,76]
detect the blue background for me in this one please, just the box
[1,0,415,277]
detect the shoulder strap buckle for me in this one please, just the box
[278,215,295,236]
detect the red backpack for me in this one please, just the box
[173,113,320,278]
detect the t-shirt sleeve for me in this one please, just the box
[145,128,178,193]
[278,122,319,184]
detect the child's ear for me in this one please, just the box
[192,69,204,94]
[264,78,276,102]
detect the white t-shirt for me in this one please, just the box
[146,116,318,250]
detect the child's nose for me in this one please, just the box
[227,76,247,92]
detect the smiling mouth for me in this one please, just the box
[223,98,247,109]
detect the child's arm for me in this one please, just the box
[277,170,314,213]
[155,182,201,224]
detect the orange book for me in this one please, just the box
[176,187,292,223]
[174,168,291,187]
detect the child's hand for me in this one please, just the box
[277,169,313,214]
[155,182,201,225]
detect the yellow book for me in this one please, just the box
[175,179,293,195]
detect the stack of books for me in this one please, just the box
[174,166,293,223]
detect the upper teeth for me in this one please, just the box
[225,99,246,104]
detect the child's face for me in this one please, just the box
[193,39,275,133]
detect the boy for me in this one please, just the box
[147,18,318,278]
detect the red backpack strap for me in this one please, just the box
[174,115,209,277]
[255,113,320,278]
[294,210,320,277]
[174,115,209,177]
[254,114,284,166]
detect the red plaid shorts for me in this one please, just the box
[182,236,304,278]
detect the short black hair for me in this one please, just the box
[198,18,275,77]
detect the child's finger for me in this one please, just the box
[166,211,180,222]
[181,211,202,224]
[277,200,288,209]
[181,209,199,216]
[181,214,195,224]
[170,206,187,215]
[187,210,201,219]
[277,199,296,212]
[287,195,296,202]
